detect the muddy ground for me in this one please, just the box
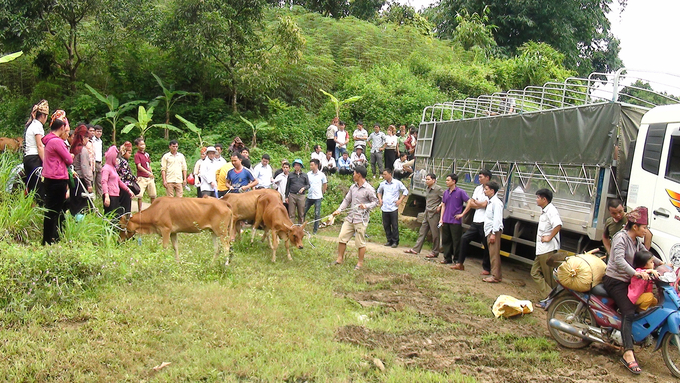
[320,236,677,383]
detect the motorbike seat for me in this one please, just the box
[590,284,609,297]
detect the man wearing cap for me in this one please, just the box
[353,121,368,152]
[226,152,258,193]
[332,166,379,270]
[532,188,563,298]
[350,146,367,169]
[199,146,220,197]
[367,123,386,178]
[285,159,310,224]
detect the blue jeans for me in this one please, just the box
[304,198,322,234]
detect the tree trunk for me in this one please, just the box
[252,131,257,149]
[164,111,170,140]
[232,91,238,113]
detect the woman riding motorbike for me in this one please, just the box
[603,206,661,374]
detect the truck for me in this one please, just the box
[407,70,680,265]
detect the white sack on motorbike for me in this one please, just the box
[492,295,533,318]
[557,253,607,292]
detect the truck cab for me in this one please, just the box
[627,104,680,265]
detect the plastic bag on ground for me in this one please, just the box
[492,295,534,318]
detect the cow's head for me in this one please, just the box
[288,222,306,249]
[118,214,136,241]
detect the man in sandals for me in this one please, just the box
[405,173,443,258]
[332,166,378,270]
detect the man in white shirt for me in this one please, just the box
[456,169,492,274]
[91,125,104,196]
[367,123,386,178]
[393,153,414,180]
[334,121,349,159]
[213,143,228,168]
[352,121,368,151]
[304,159,328,234]
[199,147,219,197]
[483,181,504,283]
[533,188,563,298]
[377,169,408,248]
[350,147,367,169]
[311,145,325,163]
[252,154,273,188]
[321,150,337,175]
[273,161,290,203]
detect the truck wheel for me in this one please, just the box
[661,332,680,378]
[547,295,595,349]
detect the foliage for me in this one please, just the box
[122,105,180,139]
[619,80,680,108]
[452,7,496,52]
[0,153,44,242]
[175,114,205,148]
[319,88,362,119]
[0,51,22,64]
[378,3,434,36]
[238,115,272,148]
[85,84,146,145]
[152,72,200,139]
[491,42,576,90]
[425,0,625,75]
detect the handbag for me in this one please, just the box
[128,179,141,195]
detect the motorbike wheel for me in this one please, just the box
[547,295,595,349]
[661,332,680,378]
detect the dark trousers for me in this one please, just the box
[382,210,399,245]
[459,222,490,271]
[43,178,68,245]
[23,154,44,205]
[384,149,397,171]
[327,139,336,159]
[603,275,636,351]
[441,223,463,263]
[339,168,353,175]
[104,195,125,219]
[304,198,322,234]
[119,190,132,215]
[69,179,90,216]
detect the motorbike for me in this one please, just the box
[546,266,680,378]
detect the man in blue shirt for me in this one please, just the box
[226,152,258,192]
[338,151,353,175]
[304,159,328,234]
[377,169,408,248]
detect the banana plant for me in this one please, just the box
[175,114,204,148]
[239,115,272,149]
[319,89,362,119]
[0,51,22,63]
[153,73,200,139]
[85,84,146,145]
[122,106,181,139]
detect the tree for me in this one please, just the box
[0,0,101,92]
[378,2,434,36]
[452,7,496,52]
[425,0,625,75]
[239,115,272,149]
[619,80,680,108]
[152,73,200,140]
[175,114,205,148]
[86,84,146,145]
[160,0,305,112]
[122,106,180,140]
[319,89,362,119]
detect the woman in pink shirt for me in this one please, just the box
[42,117,72,245]
[101,145,135,218]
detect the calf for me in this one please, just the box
[0,137,23,152]
[220,188,280,240]
[119,197,234,265]
[252,193,305,262]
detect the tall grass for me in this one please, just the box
[0,152,44,242]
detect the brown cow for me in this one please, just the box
[0,137,23,152]
[251,192,306,262]
[220,188,280,240]
[119,197,234,265]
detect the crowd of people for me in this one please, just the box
[19,98,663,375]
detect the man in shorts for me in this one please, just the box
[134,137,156,211]
[331,166,378,270]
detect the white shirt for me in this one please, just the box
[385,135,398,149]
[307,170,327,200]
[321,156,336,169]
[393,158,404,172]
[252,162,273,188]
[377,179,408,212]
[199,159,219,192]
[273,172,288,200]
[311,151,325,163]
[213,156,227,169]
[536,202,563,255]
[24,120,45,156]
[471,184,489,223]
[335,130,348,148]
[484,195,504,236]
[91,136,103,162]
[350,152,367,167]
[353,128,368,147]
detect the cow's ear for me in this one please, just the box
[301,221,307,229]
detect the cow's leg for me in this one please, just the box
[170,233,180,262]
[284,232,293,261]
[270,229,278,263]
[211,232,221,263]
